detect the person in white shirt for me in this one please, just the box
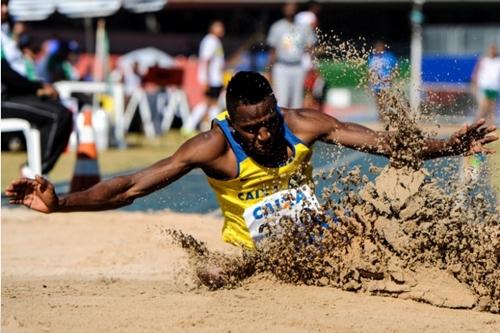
[267,2,315,109]
[294,1,323,109]
[472,43,500,126]
[182,20,225,135]
[1,0,27,76]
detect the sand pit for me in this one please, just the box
[2,208,499,333]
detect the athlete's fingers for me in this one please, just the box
[471,126,496,141]
[5,184,26,196]
[485,125,498,135]
[36,175,47,192]
[477,134,498,145]
[5,178,38,200]
[36,175,54,193]
[6,188,28,200]
[6,181,30,193]
[470,118,486,131]
[483,147,496,154]
[457,123,469,136]
[8,177,35,190]
[4,188,17,197]
[475,123,496,135]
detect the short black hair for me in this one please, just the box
[226,71,273,118]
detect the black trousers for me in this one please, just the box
[2,95,73,174]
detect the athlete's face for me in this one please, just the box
[230,95,283,157]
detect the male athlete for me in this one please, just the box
[6,71,498,249]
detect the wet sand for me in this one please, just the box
[2,208,499,333]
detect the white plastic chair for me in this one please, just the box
[1,118,42,177]
[160,87,191,133]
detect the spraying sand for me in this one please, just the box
[166,36,499,314]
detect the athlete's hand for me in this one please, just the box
[447,118,498,156]
[5,176,59,213]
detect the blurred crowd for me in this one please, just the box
[2,21,85,84]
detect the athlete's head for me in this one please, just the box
[226,71,273,118]
[225,71,282,156]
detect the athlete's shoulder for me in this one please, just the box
[186,125,239,178]
[177,126,229,164]
[282,107,329,126]
[282,108,340,144]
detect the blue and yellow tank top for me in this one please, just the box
[207,110,314,249]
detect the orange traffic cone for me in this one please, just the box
[70,109,101,193]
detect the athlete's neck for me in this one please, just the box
[250,138,291,168]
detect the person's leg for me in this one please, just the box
[182,101,207,133]
[282,65,294,108]
[290,65,306,108]
[2,96,73,175]
[272,63,288,107]
[485,99,496,127]
[476,90,496,127]
[207,98,221,118]
[483,90,497,126]
[200,97,220,131]
[303,69,316,109]
[206,86,224,122]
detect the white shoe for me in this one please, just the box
[20,165,36,179]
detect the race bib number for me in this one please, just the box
[243,185,320,243]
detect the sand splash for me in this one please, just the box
[167,163,498,313]
[167,35,499,313]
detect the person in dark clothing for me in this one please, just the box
[1,58,73,176]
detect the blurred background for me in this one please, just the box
[2,0,500,209]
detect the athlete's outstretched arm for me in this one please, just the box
[5,131,227,213]
[291,110,497,159]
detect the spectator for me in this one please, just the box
[36,38,59,82]
[182,20,225,135]
[295,0,324,109]
[1,0,27,76]
[367,40,398,122]
[43,39,80,83]
[18,33,39,81]
[471,43,500,127]
[120,60,143,106]
[1,0,72,178]
[1,58,73,177]
[11,21,26,43]
[266,2,315,108]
